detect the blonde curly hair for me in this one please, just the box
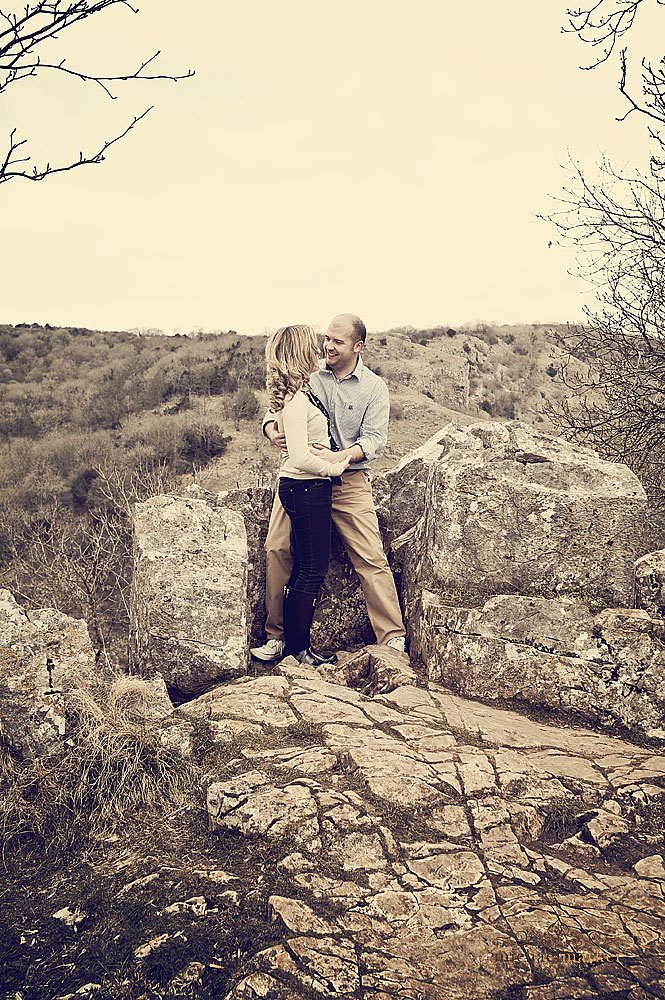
[266,325,321,412]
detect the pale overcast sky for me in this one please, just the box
[0,0,653,334]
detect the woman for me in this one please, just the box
[265,324,350,665]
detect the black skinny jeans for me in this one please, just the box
[278,477,332,655]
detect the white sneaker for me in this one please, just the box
[385,636,406,652]
[250,638,285,661]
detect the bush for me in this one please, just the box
[231,387,259,422]
[481,392,517,419]
[179,425,231,470]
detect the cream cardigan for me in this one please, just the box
[277,391,348,480]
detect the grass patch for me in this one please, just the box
[1,676,194,861]
[541,795,582,842]
[284,720,327,744]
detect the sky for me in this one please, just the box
[0,0,656,335]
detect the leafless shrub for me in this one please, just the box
[1,461,178,663]
[545,159,665,521]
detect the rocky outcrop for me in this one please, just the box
[129,494,249,697]
[411,592,665,737]
[380,420,458,545]
[397,421,647,609]
[636,549,665,617]
[0,589,96,756]
[378,354,470,410]
[176,659,665,999]
[340,643,418,696]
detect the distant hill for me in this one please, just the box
[0,318,578,661]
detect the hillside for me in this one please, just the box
[0,319,576,661]
[3,321,665,1000]
[195,321,576,489]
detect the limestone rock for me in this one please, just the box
[412,592,665,737]
[0,589,96,756]
[129,494,249,697]
[635,549,665,617]
[207,770,322,852]
[213,486,273,647]
[382,421,459,545]
[341,643,418,696]
[196,663,665,998]
[378,354,470,411]
[633,854,665,879]
[399,421,646,608]
[583,808,629,848]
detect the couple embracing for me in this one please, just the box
[251,313,406,666]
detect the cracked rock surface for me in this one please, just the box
[178,657,665,999]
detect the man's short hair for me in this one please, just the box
[351,316,367,344]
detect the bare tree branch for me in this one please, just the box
[544,158,665,510]
[565,0,665,162]
[0,0,193,184]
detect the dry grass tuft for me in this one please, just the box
[0,675,194,861]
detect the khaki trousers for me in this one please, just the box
[264,469,405,645]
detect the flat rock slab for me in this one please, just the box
[181,660,665,998]
[412,592,665,738]
[129,494,249,697]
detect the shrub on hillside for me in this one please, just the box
[231,387,260,422]
[179,425,231,470]
[480,392,517,419]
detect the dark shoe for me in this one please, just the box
[295,647,338,667]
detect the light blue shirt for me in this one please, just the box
[263,356,389,472]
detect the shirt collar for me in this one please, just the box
[319,355,364,381]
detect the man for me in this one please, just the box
[251,312,407,661]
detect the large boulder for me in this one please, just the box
[0,590,96,756]
[380,421,458,546]
[182,484,273,648]
[129,494,249,697]
[412,591,665,737]
[398,421,647,609]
